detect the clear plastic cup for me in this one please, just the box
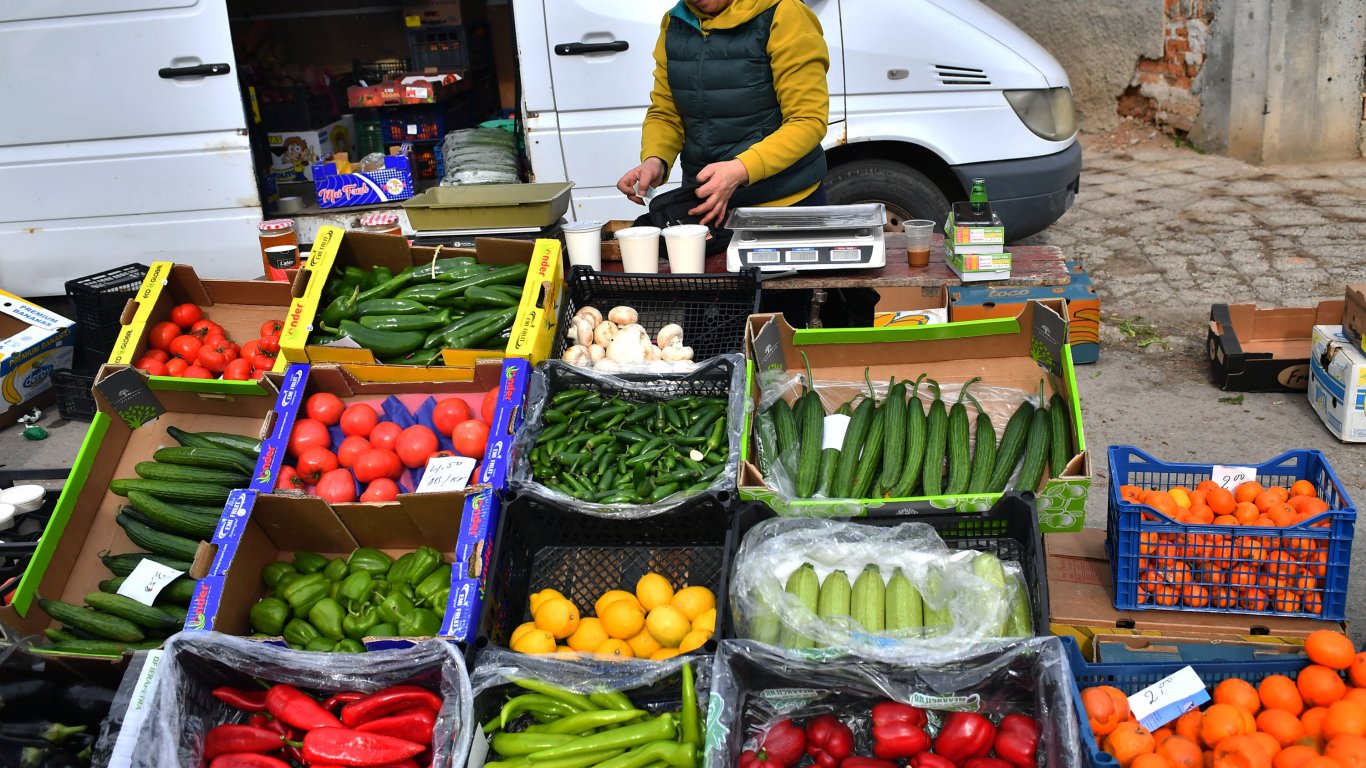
[662,224,709,273]
[614,226,662,273]
[905,219,936,268]
[562,219,604,270]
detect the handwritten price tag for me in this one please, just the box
[821,414,851,451]
[1212,465,1257,490]
[1128,666,1210,731]
[416,454,477,494]
[117,558,186,606]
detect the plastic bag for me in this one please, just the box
[507,354,747,518]
[125,633,472,768]
[466,647,710,768]
[705,638,1082,768]
[730,517,1033,657]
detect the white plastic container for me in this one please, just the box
[662,224,709,273]
[0,484,44,513]
[0,503,15,532]
[561,219,604,270]
[614,226,662,273]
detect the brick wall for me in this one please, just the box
[1118,0,1213,134]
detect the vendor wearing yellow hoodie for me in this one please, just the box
[616,0,830,227]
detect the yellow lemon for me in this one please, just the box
[1170,487,1193,510]
[678,629,711,653]
[530,588,568,614]
[599,598,646,639]
[594,638,634,659]
[510,628,556,654]
[650,648,684,661]
[627,628,662,659]
[595,590,640,618]
[691,608,717,635]
[510,621,538,647]
[556,645,574,654]
[635,573,675,611]
[534,598,580,639]
[645,605,691,648]
[567,617,609,652]
[671,586,716,621]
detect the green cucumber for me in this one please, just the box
[944,377,980,495]
[794,353,824,498]
[966,392,997,494]
[1048,392,1071,478]
[832,372,877,498]
[109,478,232,505]
[165,426,260,457]
[815,448,840,497]
[1013,383,1052,493]
[100,552,194,576]
[99,576,195,605]
[38,598,144,643]
[83,592,180,632]
[133,461,245,487]
[878,377,908,492]
[769,399,797,477]
[125,492,219,539]
[987,401,1036,493]
[145,446,253,475]
[116,514,202,561]
[921,380,948,497]
[890,374,928,498]
[851,374,887,500]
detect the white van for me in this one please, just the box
[0,0,1078,297]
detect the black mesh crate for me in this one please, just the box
[354,58,410,84]
[408,24,469,71]
[64,263,148,367]
[553,265,761,361]
[469,490,734,657]
[51,369,97,422]
[729,491,1049,638]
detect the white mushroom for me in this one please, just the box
[607,306,638,326]
[588,344,606,362]
[562,345,592,367]
[642,344,662,362]
[569,316,596,347]
[575,306,603,327]
[656,323,684,349]
[661,344,694,362]
[593,320,619,347]
[607,329,647,364]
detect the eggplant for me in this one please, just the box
[0,721,85,744]
[0,679,115,728]
[0,678,63,712]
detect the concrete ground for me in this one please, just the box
[5,124,1366,635]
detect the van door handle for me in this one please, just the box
[554,41,629,56]
[159,63,232,79]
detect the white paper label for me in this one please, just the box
[1128,666,1210,731]
[117,559,186,606]
[1212,465,1257,490]
[416,454,477,493]
[324,335,363,349]
[822,414,851,450]
[466,724,491,768]
[412,86,430,99]
[107,649,164,768]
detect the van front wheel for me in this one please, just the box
[823,160,950,229]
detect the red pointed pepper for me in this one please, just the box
[760,719,806,767]
[963,759,1014,768]
[256,715,306,764]
[340,685,442,727]
[213,687,269,712]
[266,684,344,731]
[871,701,930,759]
[840,758,898,768]
[355,707,436,745]
[209,755,292,768]
[806,715,854,768]
[324,692,367,711]
[300,727,425,766]
[204,725,284,759]
[934,712,996,764]
[909,753,958,768]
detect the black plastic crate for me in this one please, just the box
[470,490,734,657]
[553,265,761,362]
[408,24,469,71]
[64,263,147,367]
[354,58,410,84]
[730,491,1049,638]
[51,368,96,422]
[0,467,66,604]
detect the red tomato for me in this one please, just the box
[260,319,284,337]
[169,303,202,329]
[182,365,213,379]
[316,469,357,504]
[396,425,439,469]
[150,322,180,351]
[481,387,499,423]
[452,419,491,459]
[368,421,402,451]
[289,418,331,457]
[252,353,277,372]
[221,342,240,362]
[164,357,189,376]
[432,398,472,436]
[202,330,227,346]
[277,465,305,491]
[360,478,400,503]
[354,449,400,484]
[240,340,261,361]
[136,358,167,377]
[306,392,345,425]
[142,348,170,363]
[340,404,379,438]
[336,435,371,469]
[250,369,266,380]
[196,342,229,374]
[222,358,252,380]
[470,461,484,485]
[296,447,340,484]
[190,318,221,339]
[169,335,202,361]
[259,335,281,354]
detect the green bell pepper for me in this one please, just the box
[398,607,441,637]
[403,546,443,586]
[275,571,300,591]
[305,636,337,652]
[333,638,366,653]
[369,622,397,637]
[249,597,289,636]
[386,552,417,585]
[416,564,452,609]
[348,547,393,576]
[280,573,330,614]
[338,571,374,609]
[261,561,296,589]
[322,557,349,582]
[378,591,415,625]
[307,597,345,640]
[283,618,320,647]
[292,551,329,574]
[342,606,380,640]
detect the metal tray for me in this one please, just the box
[402,181,573,231]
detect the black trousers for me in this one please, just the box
[756,186,880,328]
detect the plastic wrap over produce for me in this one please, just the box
[508,355,747,518]
[705,638,1083,768]
[753,367,1046,513]
[127,633,472,768]
[441,128,519,186]
[730,517,1035,656]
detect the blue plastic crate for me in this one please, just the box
[1063,636,1309,768]
[1107,446,1355,621]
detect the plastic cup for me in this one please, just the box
[905,219,935,268]
[561,219,604,270]
[614,226,662,273]
[661,224,709,273]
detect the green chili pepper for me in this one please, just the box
[261,561,296,589]
[680,662,700,748]
[510,678,600,711]
[322,557,349,582]
[487,751,625,768]
[378,591,415,625]
[319,285,361,327]
[333,638,366,653]
[342,606,380,640]
[490,732,576,757]
[527,715,677,760]
[356,298,431,316]
[528,710,646,736]
[398,607,441,637]
[293,551,329,574]
[355,271,410,303]
[589,690,635,711]
[282,618,320,648]
[381,347,445,366]
[594,742,696,768]
[359,309,451,333]
[348,548,393,576]
[337,320,425,357]
[307,597,345,640]
[249,597,289,636]
[497,695,585,730]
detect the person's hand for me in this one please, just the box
[690,159,749,227]
[616,157,667,205]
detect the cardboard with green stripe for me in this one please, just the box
[740,299,1090,531]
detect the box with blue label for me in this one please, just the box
[312,149,415,209]
[1309,324,1366,442]
[949,261,1100,364]
[0,288,75,429]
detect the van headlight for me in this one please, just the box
[1004,88,1077,142]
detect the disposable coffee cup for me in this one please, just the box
[561,219,604,270]
[614,226,662,273]
[662,224,709,273]
[905,219,935,268]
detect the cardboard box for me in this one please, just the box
[740,300,1091,532]
[1092,635,1307,664]
[872,286,950,328]
[279,234,562,381]
[312,150,415,209]
[1208,301,1343,391]
[1343,285,1366,349]
[347,73,463,108]
[1047,529,1344,660]
[0,290,74,428]
[403,0,464,26]
[3,370,282,649]
[951,261,1100,364]
[268,117,354,183]
[1309,324,1366,441]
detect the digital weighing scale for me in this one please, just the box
[725,203,887,272]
